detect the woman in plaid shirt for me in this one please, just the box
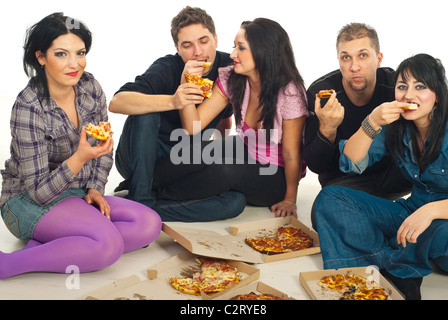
[0,13,161,279]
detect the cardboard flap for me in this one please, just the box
[146,269,158,280]
[163,216,320,264]
[229,216,293,235]
[214,281,295,300]
[163,223,266,263]
[83,275,142,300]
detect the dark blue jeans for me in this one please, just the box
[115,112,246,222]
[315,186,448,278]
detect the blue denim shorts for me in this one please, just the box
[1,189,87,241]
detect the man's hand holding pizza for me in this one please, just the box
[180,60,211,83]
[314,90,345,144]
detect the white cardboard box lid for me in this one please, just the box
[163,216,320,264]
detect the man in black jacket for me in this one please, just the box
[109,6,246,222]
[304,23,412,230]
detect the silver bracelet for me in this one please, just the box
[361,115,382,139]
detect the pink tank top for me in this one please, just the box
[217,66,308,172]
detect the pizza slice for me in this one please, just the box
[352,287,389,300]
[317,89,335,99]
[85,121,112,141]
[319,274,364,293]
[185,73,214,98]
[169,258,241,296]
[401,103,418,110]
[280,236,313,252]
[319,274,389,300]
[230,292,283,300]
[277,227,302,240]
[195,258,241,294]
[198,268,241,294]
[168,277,201,295]
[245,237,285,254]
[245,226,313,254]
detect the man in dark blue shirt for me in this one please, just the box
[109,6,246,221]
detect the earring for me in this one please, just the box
[430,106,437,120]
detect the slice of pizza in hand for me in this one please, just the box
[317,89,335,99]
[230,292,284,300]
[401,103,418,110]
[185,73,214,98]
[85,121,112,141]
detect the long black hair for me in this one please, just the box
[386,54,448,171]
[23,12,92,100]
[227,18,305,139]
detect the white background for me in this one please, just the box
[1,0,447,100]
[0,0,447,147]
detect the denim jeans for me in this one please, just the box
[1,189,87,241]
[115,112,246,222]
[315,186,448,278]
[310,161,412,231]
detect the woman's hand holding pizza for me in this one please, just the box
[67,127,113,175]
[79,126,113,160]
[368,101,408,129]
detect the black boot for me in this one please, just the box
[114,179,129,192]
[380,269,422,300]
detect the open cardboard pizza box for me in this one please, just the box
[83,250,259,300]
[214,281,295,300]
[162,216,320,264]
[299,267,405,300]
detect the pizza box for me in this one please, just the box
[162,216,320,264]
[299,267,405,300]
[213,281,295,300]
[83,250,259,300]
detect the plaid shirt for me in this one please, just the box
[1,72,113,208]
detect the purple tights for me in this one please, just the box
[0,196,161,279]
